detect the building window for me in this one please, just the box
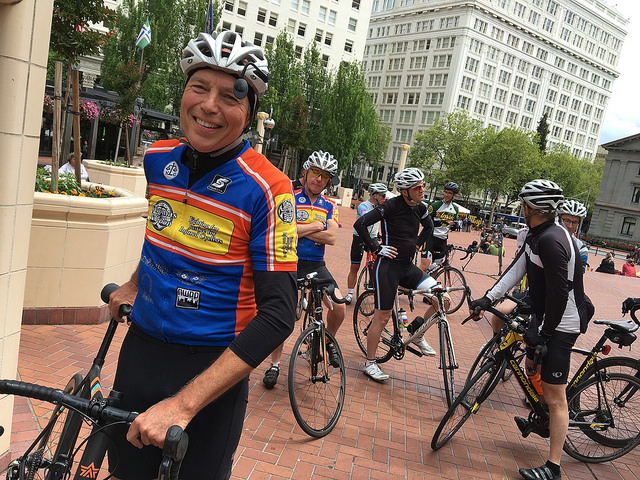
[457,95,471,110]
[287,19,296,33]
[328,10,337,25]
[257,8,267,23]
[352,0,361,10]
[298,23,306,37]
[269,13,278,27]
[319,6,327,21]
[621,217,636,237]
[301,0,310,14]
[222,21,232,30]
[345,40,354,53]
[325,32,332,46]
[294,45,303,59]
[234,25,244,36]
[224,0,234,12]
[632,187,640,204]
[254,32,263,46]
[348,18,357,32]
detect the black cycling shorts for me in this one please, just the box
[373,257,433,310]
[350,235,366,264]
[109,325,247,480]
[422,236,447,261]
[525,316,579,385]
[297,259,338,287]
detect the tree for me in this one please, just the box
[410,110,483,195]
[536,112,550,154]
[48,0,117,179]
[100,0,216,115]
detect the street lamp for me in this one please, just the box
[254,111,275,154]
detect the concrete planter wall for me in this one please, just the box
[84,160,147,198]
[23,184,148,315]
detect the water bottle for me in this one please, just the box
[407,316,425,335]
[398,308,409,330]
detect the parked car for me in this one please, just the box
[502,222,527,238]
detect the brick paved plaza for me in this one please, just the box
[5,204,640,479]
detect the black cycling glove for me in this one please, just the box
[523,329,551,347]
[470,296,492,313]
[622,297,640,314]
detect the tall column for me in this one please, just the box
[393,144,411,194]
[255,111,269,154]
[0,0,55,467]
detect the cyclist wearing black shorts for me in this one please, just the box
[470,180,590,480]
[354,168,444,382]
[262,150,346,389]
[421,181,459,272]
[106,31,298,479]
[344,183,388,304]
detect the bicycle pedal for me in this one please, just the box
[514,416,533,438]
[405,344,423,357]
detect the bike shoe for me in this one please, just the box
[326,342,341,368]
[364,362,389,382]
[344,293,353,304]
[263,366,279,389]
[412,336,436,356]
[519,464,561,480]
[514,416,533,437]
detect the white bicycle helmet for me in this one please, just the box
[302,160,310,171]
[307,151,338,177]
[394,167,425,190]
[519,179,564,213]
[558,199,587,218]
[181,31,270,99]
[368,183,388,194]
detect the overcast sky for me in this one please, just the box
[599,0,640,144]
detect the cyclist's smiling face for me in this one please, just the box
[561,214,580,235]
[181,69,251,152]
[443,189,456,203]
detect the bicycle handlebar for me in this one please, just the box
[297,273,347,304]
[101,283,133,317]
[0,379,189,478]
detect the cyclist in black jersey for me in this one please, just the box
[470,179,589,480]
[354,168,444,382]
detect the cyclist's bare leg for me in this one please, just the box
[422,295,451,319]
[366,309,392,359]
[420,256,431,272]
[268,343,285,365]
[347,263,360,292]
[323,287,346,336]
[489,299,516,333]
[541,381,568,466]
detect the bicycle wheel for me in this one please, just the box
[439,320,457,408]
[352,290,396,363]
[295,288,307,321]
[15,373,84,480]
[433,266,467,314]
[431,361,499,450]
[355,265,371,299]
[577,356,640,385]
[288,327,345,438]
[564,372,640,463]
[464,332,508,389]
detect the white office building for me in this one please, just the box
[221,0,373,69]
[362,0,628,182]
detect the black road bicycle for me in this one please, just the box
[432,297,640,463]
[289,273,347,438]
[424,245,469,314]
[353,284,469,407]
[0,284,188,480]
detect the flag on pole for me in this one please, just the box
[205,0,215,34]
[136,18,151,49]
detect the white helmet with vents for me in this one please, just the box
[307,151,338,177]
[393,168,424,190]
[181,31,270,98]
[519,179,564,213]
[558,199,587,218]
[368,183,388,194]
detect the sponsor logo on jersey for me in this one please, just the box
[297,196,306,204]
[163,161,179,180]
[175,287,201,309]
[281,232,295,258]
[207,174,232,194]
[141,254,168,275]
[177,269,206,285]
[297,210,309,222]
[179,216,223,244]
[277,199,295,224]
[149,200,178,231]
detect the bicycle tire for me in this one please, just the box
[439,320,457,408]
[431,361,499,450]
[433,266,467,314]
[576,355,640,386]
[288,327,345,438]
[295,288,306,321]
[564,372,640,463]
[464,333,508,391]
[352,290,396,363]
[16,373,84,480]
[355,265,371,299]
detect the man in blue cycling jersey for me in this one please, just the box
[107,31,297,479]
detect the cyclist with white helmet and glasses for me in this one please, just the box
[344,183,388,304]
[263,150,346,388]
[470,180,592,480]
[557,199,589,272]
[421,181,460,272]
[106,31,298,479]
[354,167,445,381]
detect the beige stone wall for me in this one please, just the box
[0,0,55,464]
